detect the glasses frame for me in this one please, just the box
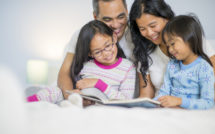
[91,38,115,58]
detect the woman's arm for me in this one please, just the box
[210,55,215,74]
[138,73,155,98]
[209,55,215,101]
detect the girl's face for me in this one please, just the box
[90,33,118,66]
[164,34,197,64]
[136,13,168,45]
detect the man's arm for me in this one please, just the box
[57,53,74,99]
[138,73,155,98]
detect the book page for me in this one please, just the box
[81,88,109,102]
[103,98,160,108]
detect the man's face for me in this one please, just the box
[95,0,128,40]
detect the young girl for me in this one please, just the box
[27,20,136,103]
[154,15,214,110]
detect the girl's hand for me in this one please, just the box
[67,89,95,107]
[158,96,182,108]
[63,89,81,99]
[76,78,98,89]
[71,89,82,94]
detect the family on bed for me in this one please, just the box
[27,0,215,110]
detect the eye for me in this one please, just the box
[93,51,101,56]
[170,42,175,46]
[118,14,126,20]
[106,44,111,48]
[103,18,112,22]
[150,25,156,28]
[139,28,145,32]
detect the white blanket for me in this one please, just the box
[1,65,215,134]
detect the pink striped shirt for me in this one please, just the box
[80,57,136,100]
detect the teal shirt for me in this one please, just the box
[154,57,214,109]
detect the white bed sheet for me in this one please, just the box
[26,102,215,134]
[1,65,215,134]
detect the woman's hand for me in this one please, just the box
[76,78,98,89]
[158,96,182,107]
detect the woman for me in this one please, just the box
[129,0,215,98]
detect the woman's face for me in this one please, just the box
[136,13,168,45]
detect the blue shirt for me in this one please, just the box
[154,57,214,109]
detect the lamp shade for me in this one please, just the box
[26,60,48,85]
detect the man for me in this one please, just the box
[58,0,135,101]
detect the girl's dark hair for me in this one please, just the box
[129,0,175,85]
[162,14,212,66]
[70,20,125,87]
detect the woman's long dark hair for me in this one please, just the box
[162,14,213,66]
[70,20,125,88]
[129,0,175,85]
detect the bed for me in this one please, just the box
[1,63,215,134]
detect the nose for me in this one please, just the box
[110,19,120,29]
[102,49,111,57]
[168,46,174,54]
[146,28,154,37]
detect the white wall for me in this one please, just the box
[0,0,214,87]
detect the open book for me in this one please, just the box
[66,88,160,108]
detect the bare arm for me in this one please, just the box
[210,55,215,101]
[210,55,215,74]
[138,73,155,98]
[57,53,95,106]
[57,53,74,99]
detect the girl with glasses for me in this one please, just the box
[27,20,136,103]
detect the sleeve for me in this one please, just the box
[153,61,172,100]
[203,38,215,57]
[180,63,214,110]
[101,65,136,100]
[66,29,80,54]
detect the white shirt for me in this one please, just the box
[66,27,135,62]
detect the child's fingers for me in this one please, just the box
[72,89,82,93]
[161,101,170,107]
[158,96,166,101]
[76,81,84,89]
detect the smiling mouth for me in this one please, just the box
[104,55,113,61]
[114,29,121,35]
[172,53,178,58]
[151,34,159,41]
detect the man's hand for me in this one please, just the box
[158,96,182,107]
[76,78,98,89]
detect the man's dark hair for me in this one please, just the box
[92,0,127,16]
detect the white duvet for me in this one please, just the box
[1,65,215,134]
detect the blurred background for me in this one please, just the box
[0,0,215,88]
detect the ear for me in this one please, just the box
[93,12,97,19]
[112,33,118,44]
[125,9,128,18]
[88,53,93,58]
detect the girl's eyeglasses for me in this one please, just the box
[92,42,115,58]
